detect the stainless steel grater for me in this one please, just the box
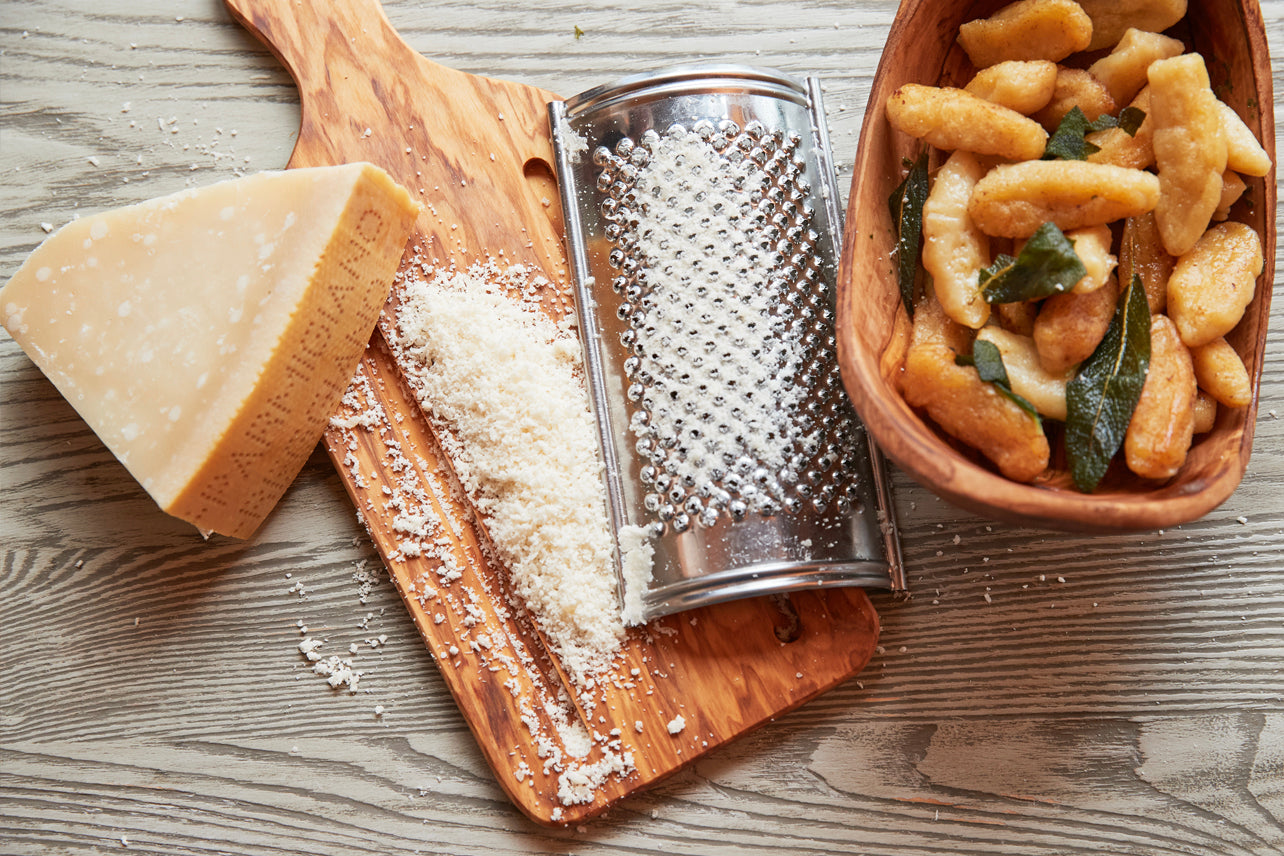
[549,65,905,623]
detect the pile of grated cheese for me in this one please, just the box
[389,261,627,685]
[329,331,642,809]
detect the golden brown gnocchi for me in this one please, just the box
[1148,53,1228,256]
[1118,210,1173,314]
[1034,67,1118,132]
[1190,337,1252,408]
[1193,390,1218,434]
[1124,314,1196,480]
[901,296,1051,482]
[963,60,1059,115]
[1032,274,1119,373]
[968,160,1159,238]
[1087,28,1184,107]
[1218,100,1273,178]
[957,0,1093,68]
[885,84,1048,161]
[1076,0,1188,51]
[1087,87,1155,171]
[921,151,992,329]
[1167,221,1263,347]
[976,326,1074,420]
[1065,225,1117,294]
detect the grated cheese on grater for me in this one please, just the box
[626,126,812,519]
[389,261,625,684]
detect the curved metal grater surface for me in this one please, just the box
[598,121,864,530]
[551,66,904,622]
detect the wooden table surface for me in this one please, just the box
[2,1,1281,853]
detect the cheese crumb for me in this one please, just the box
[666,715,686,735]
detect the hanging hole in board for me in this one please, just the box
[523,157,564,235]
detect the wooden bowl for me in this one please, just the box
[837,0,1275,532]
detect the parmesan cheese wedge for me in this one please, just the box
[1,163,421,537]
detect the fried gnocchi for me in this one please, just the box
[1218,100,1273,178]
[1214,169,1248,222]
[1087,28,1184,107]
[1065,224,1117,294]
[1124,314,1196,480]
[902,296,1051,482]
[881,0,1268,493]
[1149,53,1228,256]
[1190,337,1252,408]
[1034,67,1118,132]
[1193,390,1218,434]
[976,326,1074,420]
[1032,274,1119,373]
[964,60,1059,115]
[1086,87,1155,171]
[1118,211,1173,314]
[968,161,1159,238]
[957,0,1093,68]
[1076,0,1188,51]
[885,84,1049,161]
[1167,221,1263,347]
[922,151,992,329]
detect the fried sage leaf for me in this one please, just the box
[889,151,929,318]
[1065,274,1152,492]
[1115,105,1146,136]
[980,221,1087,304]
[1044,105,1147,160]
[955,338,1042,422]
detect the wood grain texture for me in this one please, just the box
[1,0,1282,852]
[838,0,1277,532]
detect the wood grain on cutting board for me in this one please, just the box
[225,0,881,824]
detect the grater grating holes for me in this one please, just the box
[594,120,865,532]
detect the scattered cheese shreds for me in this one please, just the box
[390,261,625,684]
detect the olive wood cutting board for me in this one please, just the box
[226,0,881,824]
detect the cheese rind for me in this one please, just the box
[1,163,421,537]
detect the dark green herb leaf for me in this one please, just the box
[1043,106,1146,161]
[1085,114,1119,134]
[980,221,1087,304]
[955,339,1042,422]
[1044,106,1097,161]
[888,151,929,318]
[969,338,1011,385]
[1065,274,1152,492]
[1116,106,1145,136]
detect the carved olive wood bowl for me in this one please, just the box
[838,0,1275,532]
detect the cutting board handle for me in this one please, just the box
[225,0,459,170]
[225,0,424,87]
[223,0,559,189]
